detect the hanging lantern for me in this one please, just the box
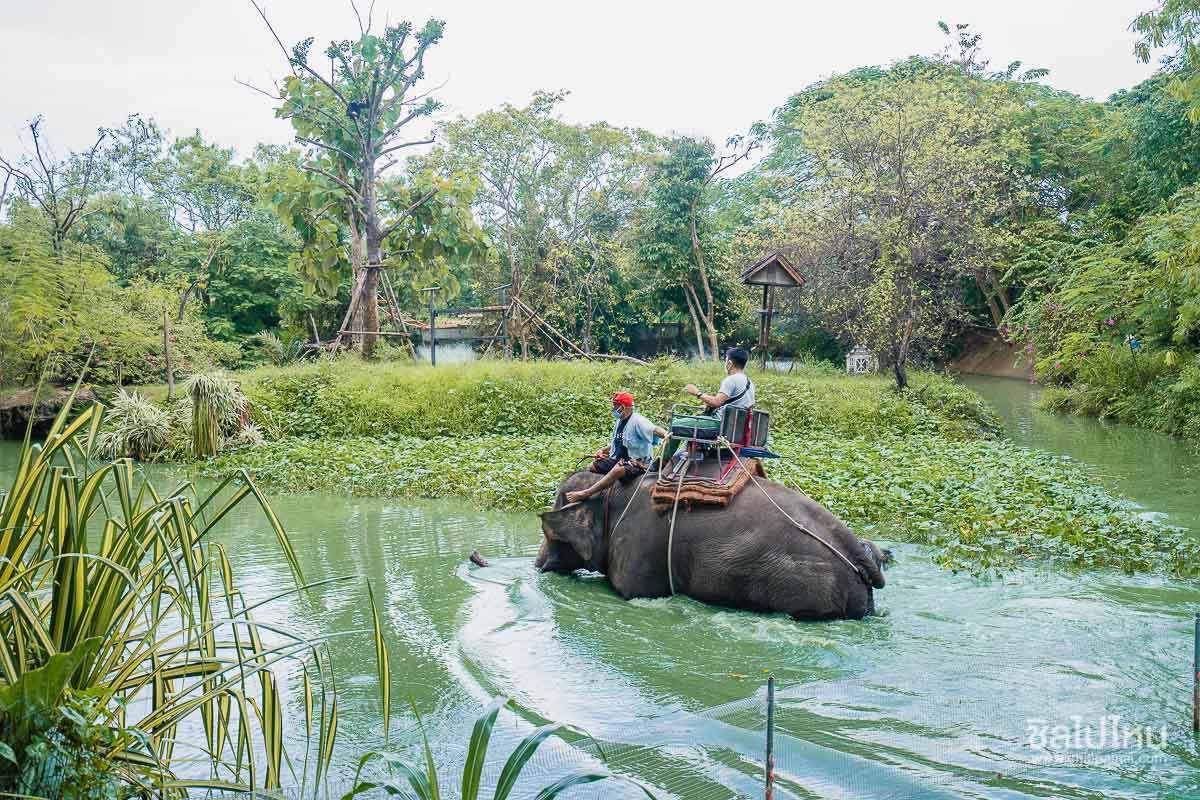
[845,345,877,374]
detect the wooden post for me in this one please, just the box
[308,314,321,347]
[163,309,174,401]
[422,287,439,367]
[765,674,775,799]
[1193,613,1199,733]
[758,285,773,368]
[499,284,511,360]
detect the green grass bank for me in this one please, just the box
[198,358,1200,579]
[235,357,1002,441]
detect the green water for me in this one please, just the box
[3,378,1200,798]
[960,376,1200,534]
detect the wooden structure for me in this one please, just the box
[327,265,648,366]
[741,252,805,367]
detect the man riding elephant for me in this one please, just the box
[539,469,889,621]
[565,391,667,505]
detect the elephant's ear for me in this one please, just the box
[540,505,595,563]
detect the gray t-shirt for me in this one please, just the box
[718,372,755,409]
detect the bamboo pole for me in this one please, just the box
[308,314,321,347]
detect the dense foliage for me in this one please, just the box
[233,358,999,441]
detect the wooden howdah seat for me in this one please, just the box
[651,403,776,512]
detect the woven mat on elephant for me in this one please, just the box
[650,456,765,512]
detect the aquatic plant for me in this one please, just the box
[186,371,249,457]
[0,393,362,795]
[343,697,655,800]
[204,430,1200,579]
[94,388,170,460]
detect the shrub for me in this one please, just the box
[238,359,1000,442]
[94,389,170,460]
[1035,346,1200,445]
[1,686,132,799]
[185,372,250,457]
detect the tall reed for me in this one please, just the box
[0,389,370,795]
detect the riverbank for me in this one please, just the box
[1038,347,1200,447]
[234,358,1001,440]
[191,359,1200,579]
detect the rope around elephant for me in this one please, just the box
[718,437,868,584]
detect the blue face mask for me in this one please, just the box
[612,409,623,419]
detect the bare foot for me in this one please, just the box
[565,490,589,504]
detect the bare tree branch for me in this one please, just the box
[378,137,434,157]
[381,187,437,239]
[235,77,282,101]
[301,164,365,205]
[349,0,368,36]
[295,136,358,163]
[248,0,297,74]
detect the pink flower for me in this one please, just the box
[1055,361,1062,369]
[1105,319,1115,326]
[1026,343,1035,353]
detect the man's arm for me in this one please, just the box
[684,383,729,409]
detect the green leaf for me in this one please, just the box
[461,696,507,800]
[493,723,560,800]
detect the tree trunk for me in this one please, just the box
[360,162,383,359]
[893,316,914,391]
[989,266,1011,315]
[360,266,381,358]
[163,309,174,401]
[973,268,1004,329]
[689,197,721,360]
[684,288,707,362]
[582,291,594,353]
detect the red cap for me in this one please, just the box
[612,391,634,408]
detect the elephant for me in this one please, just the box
[535,470,890,621]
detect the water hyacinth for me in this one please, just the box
[202,430,1200,579]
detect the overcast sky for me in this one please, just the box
[0,0,1167,160]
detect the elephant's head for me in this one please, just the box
[535,476,605,574]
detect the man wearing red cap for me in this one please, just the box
[565,391,667,504]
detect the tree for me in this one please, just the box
[0,117,111,258]
[250,3,447,357]
[1133,0,1200,121]
[636,137,747,361]
[422,93,657,357]
[761,68,1023,388]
